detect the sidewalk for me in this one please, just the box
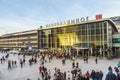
[0,53,119,80]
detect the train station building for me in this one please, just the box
[0,15,120,57]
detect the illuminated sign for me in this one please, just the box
[46,16,89,27]
[96,14,102,20]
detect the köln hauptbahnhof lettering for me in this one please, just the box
[0,15,120,57]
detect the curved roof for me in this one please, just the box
[0,34,13,38]
[42,18,119,34]
[108,19,119,33]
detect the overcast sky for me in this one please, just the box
[0,0,120,35]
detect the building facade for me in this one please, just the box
[0,30,38,50]
[38,18,119,56]
[0,16,120,57]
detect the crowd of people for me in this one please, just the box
[0,51,120,80]
[37,52,120,80]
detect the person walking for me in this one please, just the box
[95,57,98,64]
[62,58,65,65]
[105,66,117,80]
[0,58,2,64]
[8,60,12,70]
[76,62,79,68]
[64,71,66,80]
[14,60,17,67]
[12,60,14,67]
[67,71,71,80]
[39,65,43,73]
[20,59,23,68]
[99,71,103,80]
[86,57,88,63]
[47,69,51,80]
[117,72,120,80]
[72,60,75,68]
[23,58,26,65]
[117,61,120,68]
[37,78,40,80]
[91,70,96,80]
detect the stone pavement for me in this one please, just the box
[0,52,120,80]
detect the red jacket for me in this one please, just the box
[39,66,42,71]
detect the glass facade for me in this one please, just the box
[38,20,114,50]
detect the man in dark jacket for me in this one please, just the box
[105,66,118,80]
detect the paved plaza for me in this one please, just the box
[0,52,120,80]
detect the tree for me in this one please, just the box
[39,25,42,29]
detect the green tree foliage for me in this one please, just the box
[39,25,42,29]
